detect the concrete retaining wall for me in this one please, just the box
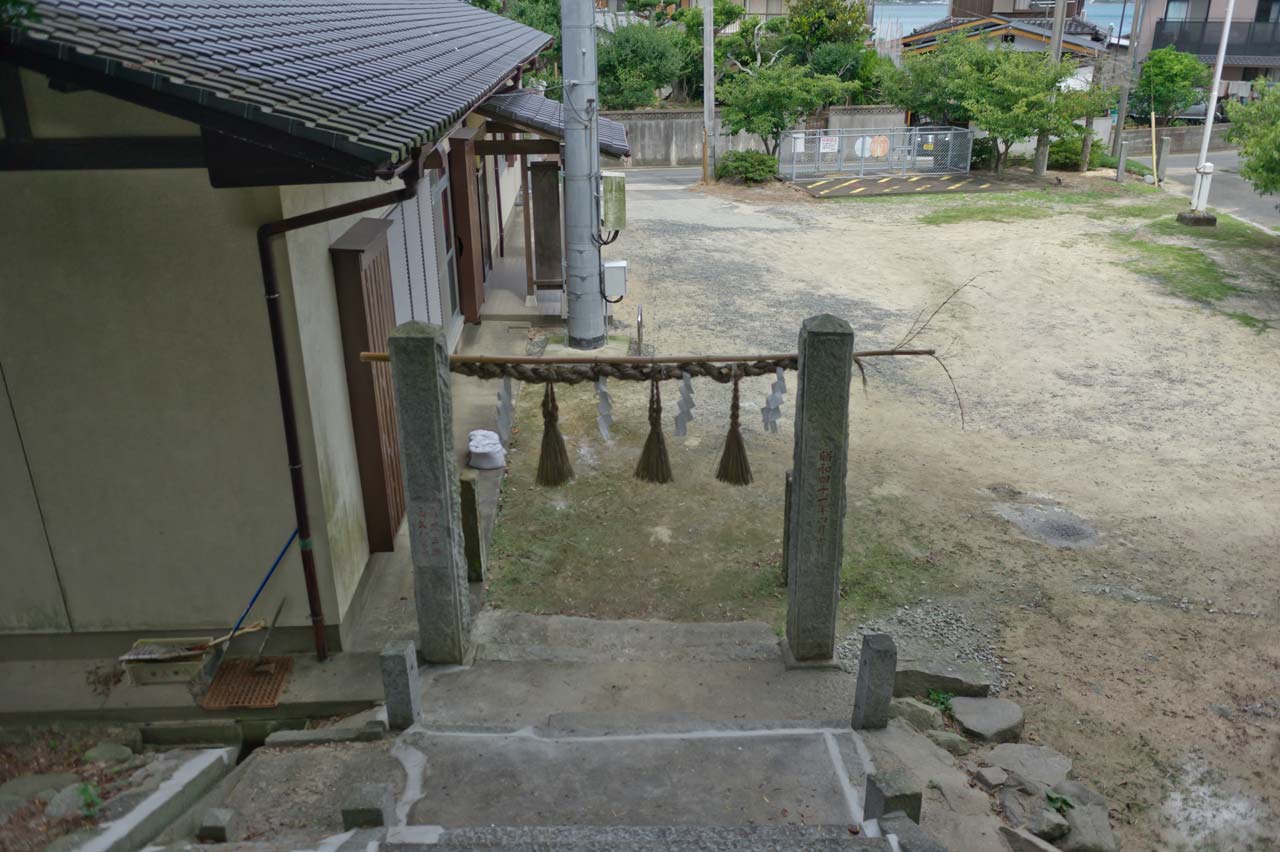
[1120,123,1234,157]
[604,105,907,167]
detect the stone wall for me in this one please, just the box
[1120,123,1235,157]
[603,105,907,167]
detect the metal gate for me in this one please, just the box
[779,126,973,179]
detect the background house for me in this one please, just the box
[0,0,624,659]
[1138,0,1278,94]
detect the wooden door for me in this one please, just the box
[331,218,405,553]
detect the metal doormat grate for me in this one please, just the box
[200,657,293,710]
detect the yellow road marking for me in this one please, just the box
[820,178,862,195]
[907,176,921,182]
[877,177,893,183]
[978,182,992,188]
[945,179,973,191]
[881,187,896,193]
[808,179,832,189]
[939,175,951,180]
[850,186,867,194]
[914,184,933,192]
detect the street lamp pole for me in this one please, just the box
[702,0,715,183]
[1187,0,1237,217]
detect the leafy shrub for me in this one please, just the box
[715,150,779,184]
[1047,132,1108,171]
[598,24,682,110]
[970,137,997,171]
[1093,152,1154,177]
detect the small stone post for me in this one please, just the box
[389,322,470,664]
[851,634,897,730]
[785,315,854,663]
[1115,141,1130,182]
[380,639,423,730]
[1157,135,1172,183]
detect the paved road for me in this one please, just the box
[1160,150,1278,233]
[795,173,1008,197]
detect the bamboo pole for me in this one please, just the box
[359,349,935,364]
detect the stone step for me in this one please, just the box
[386,824,893,850]
[470,611,783,664]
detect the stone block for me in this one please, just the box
[987,744,1071,787]
[999,825,1060,852]
[197,807,240,843]
[785,315,853,662]
[381,639,423,731]
[863,768,922,823]
[879,810,949,852]
[44,784,87,819]
[851,634,897,730]
[0,772,81,803]
[926,730,970,756]
[889,697,944,731]
[341,783,395,830]
[950,697,1023,743]
[893,658,991,699]
[83,742,133,763]
[264,726,383,747]
[1052,780,1119,852]
[999,772,1068,842]
[974,766,1008,791]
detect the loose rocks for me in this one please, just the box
[890,697,945,731]
[926,730,971,756]
[44,784,87,820]
[999,773,1068,842]
[974,766,1008,791]
[894,658,992,699]
[950,697,1024,743]
[1052,780,1120,852]
[84,742,133,763]
[987,743,1072,787]
[0,772,81,803]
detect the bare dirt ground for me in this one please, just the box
[487,168,1280,851]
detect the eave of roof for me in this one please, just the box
[2,0,554,173]
[479,90,632,158]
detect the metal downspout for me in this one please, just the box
[256,164,423,661]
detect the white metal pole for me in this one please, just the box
[562,0,606,348]
[1191,0,1235,213]
[702,0,715,183]
[1112,0,1148,156]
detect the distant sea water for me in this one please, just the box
[874,1,1135,37]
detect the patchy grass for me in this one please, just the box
[1222,312,1272,333]
[1148,213,1280,250]
[918,203,1053,225]
[1107,232,1238,303]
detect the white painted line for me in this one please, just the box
[405,724,855,744]
[823,732,864,827]
[391,737,428,826]
[77,748,234,852]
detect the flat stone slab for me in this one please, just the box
[950,697,1024,743]
[0,771,81,802]
[409,825,893,850]
[893,658,991,699]
[889,698,944,731]
[402,727,866,828]
[925,730,970,756]
[1052,780,1119,852]
[986,744,1072,787]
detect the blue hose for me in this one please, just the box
[228,528,298,640]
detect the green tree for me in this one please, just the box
[784,0,869,62]
[959,48,1088,176]
[668,0,745,101]
[1133,47,1210,125]
[2,0,35,26]
[879,35,992,126]
[507,0,561,71]
[718,61,854,154]
[598,24,682,109]
[1227,82,1280,204]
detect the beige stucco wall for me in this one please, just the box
[0,73,352,640]
[277,182,405,626]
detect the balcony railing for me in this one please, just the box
[1152,18,1280,57]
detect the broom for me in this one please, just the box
[536,381,573,486]
[716,370,753,486]
[634,377,673,484]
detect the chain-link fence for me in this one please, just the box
[778,126,973,179]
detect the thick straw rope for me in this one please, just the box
[449,359,797,384]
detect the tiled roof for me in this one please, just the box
[2,0,553,169]
[903,14,1103,52]
[909,14,1109,41]
[479,89,632,158]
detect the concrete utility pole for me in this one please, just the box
[702,0,715,183]
[1112,0,1147,156]
[1185,0,1237,219]
[562,0,606,349]
[1033,0,1070,175]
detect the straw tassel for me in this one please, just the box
[536,382,573,486]
[634,377,673,484]
[716,370,753,486]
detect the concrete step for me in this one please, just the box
[470,610,784,664]
[386,824,893,850]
